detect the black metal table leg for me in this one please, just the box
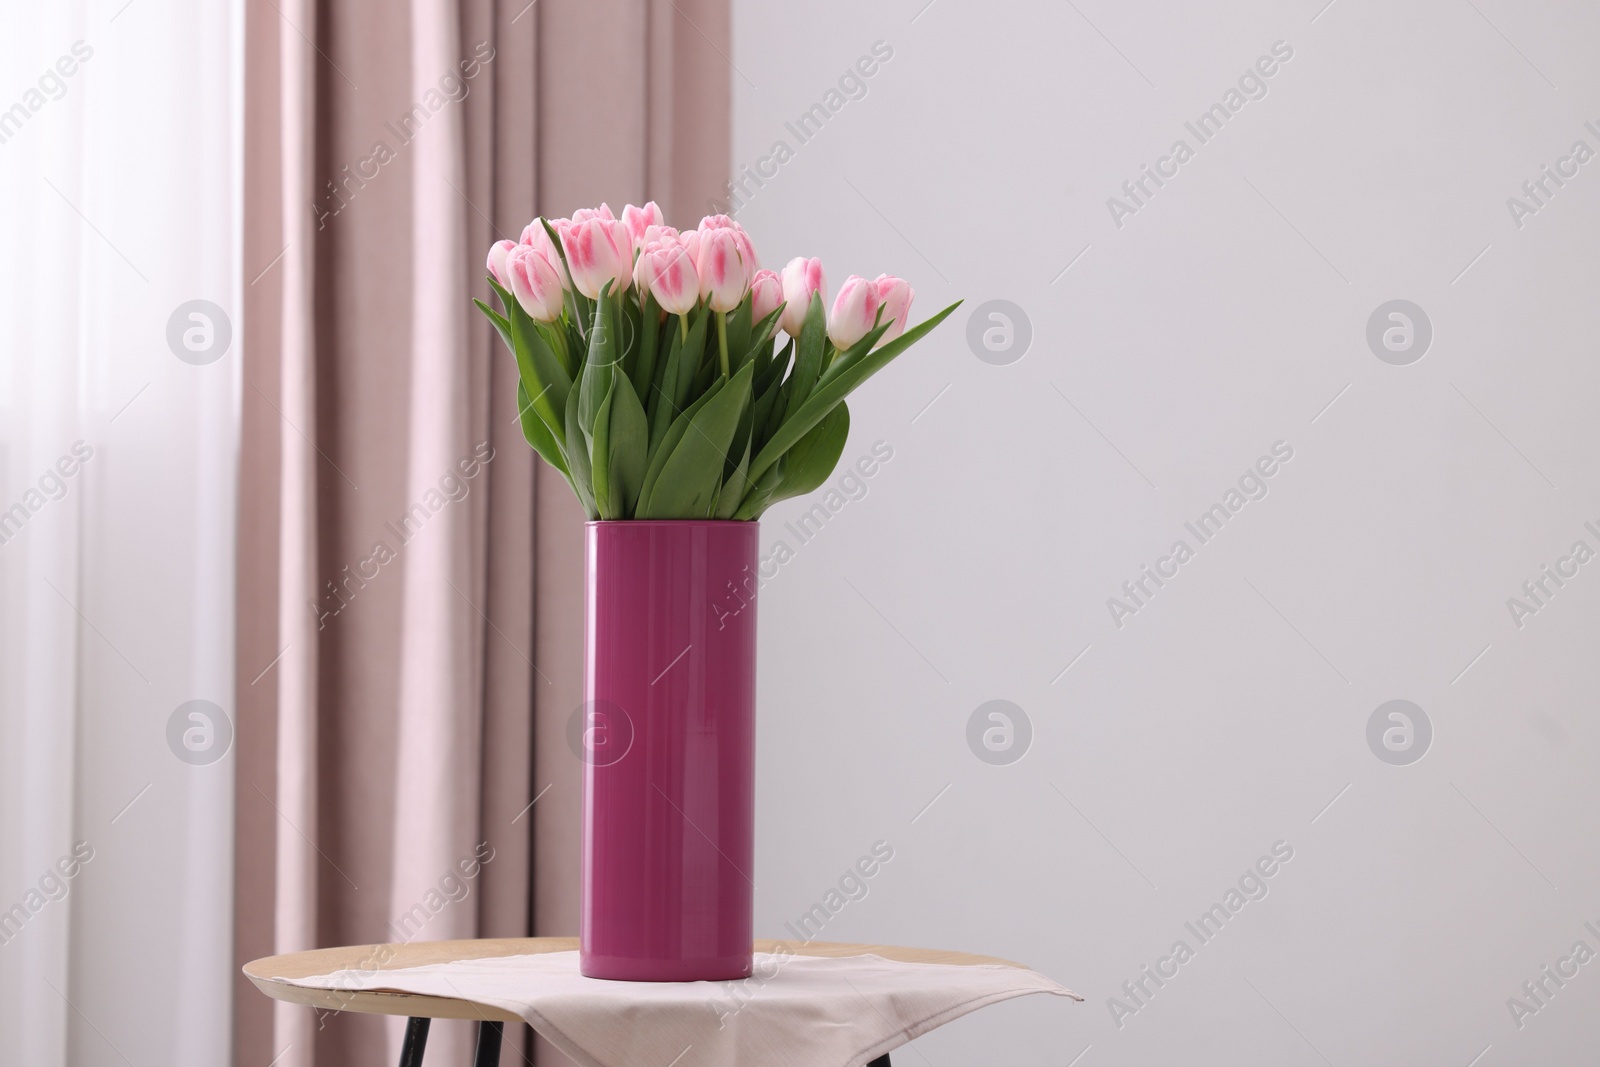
[473,1020,504,1066]
[398,1017,431,1067]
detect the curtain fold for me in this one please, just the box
[235,1,730,1065]
[384,0,481,1060]
[271,4,323,1067]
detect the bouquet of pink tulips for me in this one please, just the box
[476,202,957,520]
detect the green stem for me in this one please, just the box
[679,313,690,345]
[716,311,730,378]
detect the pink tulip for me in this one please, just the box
[486,239,516,287]
[779,256,826,336]
[873,274,914,345]
[697,214,758,272]
[631,231,680,292]
[827,275,882,349]
[505,246,565,323]
[571,204,615,224]
[518,219,569,288]
[561,216,633,299]
[641,223,679,247]
[621,202,665,250]
[750,269,783,323]
[696,227,751,313]
[636,240,699,316]
[679,228,702,273]
[633,226,681,292]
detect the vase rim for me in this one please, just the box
[585,519,757,526]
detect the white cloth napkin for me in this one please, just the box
[278,950,1079,1067]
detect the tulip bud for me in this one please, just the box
[506,246,565,323]
[679,228,702,273]
[750,269,783,324]
[872,274,914,346]
[561,217,633,299]
[487,239,516,287]
[697,214,758,272]
[641,223,679,249]
[634,225,681,292]
[779,256,826,336]
[571,204,616,223]
[621,202,665,250]
[696,227,751,313]
[827,275,881,349]
[637,240,699,316]
[518,219,569,288]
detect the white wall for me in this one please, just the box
[738,2,1600,1063]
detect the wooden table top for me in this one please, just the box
[245,938,1031,1022]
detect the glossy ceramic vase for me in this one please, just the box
[580,520,758,981]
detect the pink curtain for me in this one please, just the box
[233,2,731,1065]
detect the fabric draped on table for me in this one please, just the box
[233,1,731,1064]
[270,951,1081,1067]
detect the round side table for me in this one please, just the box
[245,936,1029,1066]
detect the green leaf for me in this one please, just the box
[759,380,790,452]
[725,375,755,483]
[486,277,515,318]
[638,378,724,516]
[486,277,572,432]
[475,296,511,347]
[751,373,784,454]
[715,437,752,519]
[647,317,686,455]
[679,306,712,411]
[631,290,660,403]
[691,346,719,397]
[787,292,828,413]
[608,373,649,516]
[735,402,850,519]
[563,376,598,519]
[591,377,617,519]
[756,337,791,403]
[508,298,571,434]
[753,334,776,388]
[480,296,571,476]
[643,362,754,518]
[744,304,783,373]
[773,401,851,500]
[651,314,678,395]
[515,380,571,480]
[488,275,572,372]
[726,296,753,374]
[732,464,784,522]
[618,288,642,384]
[578,282,620,441]
[748,301,960,487]
[543,317,574,378]
[817,316,893,387]
[564,316,586,372]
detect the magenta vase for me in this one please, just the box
[580,520,758,982]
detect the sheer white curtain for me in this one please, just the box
[0,1,239,1065]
